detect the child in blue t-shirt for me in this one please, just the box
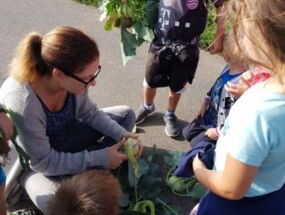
[0,105,14,215]
[182,31,248,147]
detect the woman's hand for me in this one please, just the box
[205,128,219,140]
[123,131,138,139]
[0,112,14,142]
[123,132,143,158]
[107,138,128,169]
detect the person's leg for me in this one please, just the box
[19,171,59,215]
[101,105,136,132]
[164,55,187,137]
[144,87,156,106]
[135,85,156,125]
[135,48,169,125]
[168,90,181,112]
[165,44,200,137]
[53,106,135,152]
[164,89,182,137]
[182,118,206,142]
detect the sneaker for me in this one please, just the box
[164,114,180,137]
[135,104,155,125]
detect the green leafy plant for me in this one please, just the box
[73,0,103,7]
[117,145,160,214]
[164,150,207,199]
[118,145,183,214]
[98,0,158,65]
[200,4,217,50]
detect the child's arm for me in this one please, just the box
[0,184,6,215]
[0,110,13,142]
[193,154,258,200]
[196,85,213,119]
[196,97,209,119]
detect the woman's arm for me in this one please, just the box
[193,153,258,200]
[75,91,127,141]
[9,103,110,176]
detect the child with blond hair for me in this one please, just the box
[182,30,248,146]
[191,0,285,214]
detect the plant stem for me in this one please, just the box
[134,176,138,203]
[155,197,179,215]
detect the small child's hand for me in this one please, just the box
[205,128,219,140]
[193,154,207,173]
[225,70,252,98]
[0,112,14,142]
[225,78,250,98]
[241,70,253,82]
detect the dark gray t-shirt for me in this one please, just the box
[155,0,225,41]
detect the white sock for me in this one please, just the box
[144,104,154,110]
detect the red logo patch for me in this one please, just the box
[186,0,199,10]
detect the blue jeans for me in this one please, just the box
[52,105,136,153]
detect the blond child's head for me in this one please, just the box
[223,30,246,65]
[228,0,285,80]
[48,170,121,215]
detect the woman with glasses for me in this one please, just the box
[0,26,142,214]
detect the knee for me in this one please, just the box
[125,106,136,123]
[120,106,136,129]
[182,125,193,142]
[143,77,158,89]
[170,84,188,95]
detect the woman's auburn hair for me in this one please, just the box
[10,26,99,83]
[228,0,285,79]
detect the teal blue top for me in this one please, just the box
[214,82,285,197]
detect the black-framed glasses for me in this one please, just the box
[66,65,101,88]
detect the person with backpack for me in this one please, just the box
[135,0,227,137]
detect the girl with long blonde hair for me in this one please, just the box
[191,0,285,214]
